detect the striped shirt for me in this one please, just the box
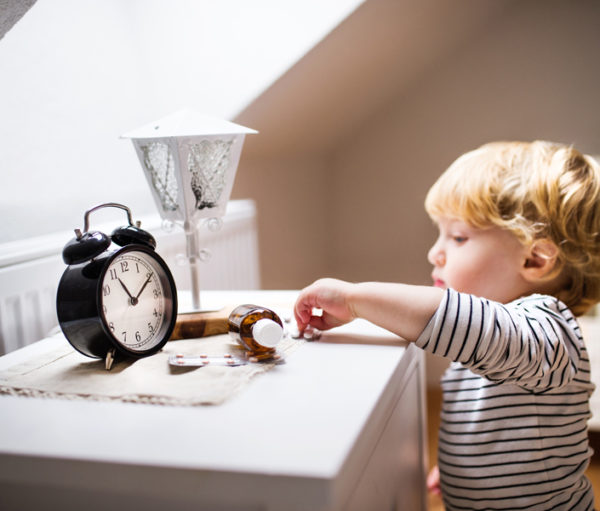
[415,289,595,510]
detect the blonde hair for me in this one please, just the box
[425,141,600,316]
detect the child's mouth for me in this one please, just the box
[432,278,446,288]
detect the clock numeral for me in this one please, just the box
[122,331,127,342]
[135,331,142,342]
[153,308,159,317]
[109,269,118,280]
[148,323,155,334]
[108,322,115,332]
[120,261,129,273]
[103,285,111,296]
[135,262,140,273]
[153,289,161,299]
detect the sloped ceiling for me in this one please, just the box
[236,0,514,158]
[0,0,37,40]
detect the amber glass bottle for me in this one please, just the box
[228,304,283,360]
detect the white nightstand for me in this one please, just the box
[0,290,427,511]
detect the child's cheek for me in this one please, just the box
[446,262,478,294]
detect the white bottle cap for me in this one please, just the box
[252,319,283,348]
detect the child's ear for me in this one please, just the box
[521,239,560,282]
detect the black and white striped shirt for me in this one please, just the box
[416,289,595,510]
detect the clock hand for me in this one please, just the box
[118,278,138,306]
[134,273,154,301]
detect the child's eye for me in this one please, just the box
[452,236,468,243]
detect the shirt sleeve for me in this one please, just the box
[415,288,585,388]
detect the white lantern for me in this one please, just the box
[122,109,257,312]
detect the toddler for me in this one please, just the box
[294,141,600,510]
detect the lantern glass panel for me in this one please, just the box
[139,141,179,213]
[187,139,234,211]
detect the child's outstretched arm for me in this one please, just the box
[294,278,444,342]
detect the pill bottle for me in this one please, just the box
[228,304,284,361]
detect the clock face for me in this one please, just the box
[99,248,175,354]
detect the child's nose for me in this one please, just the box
[428,245,446,267]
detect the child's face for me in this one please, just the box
[428,217,531,303]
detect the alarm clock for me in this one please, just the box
[56,202,177,370]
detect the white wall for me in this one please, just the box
[0,0,362,243]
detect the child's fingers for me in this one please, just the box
[294,298,314,330]
[427,465,441,495]
[294,306,343,333]
[294,312,327,333]
[293,278,349,332]
[294,284,326,320]
[304,315,329,331]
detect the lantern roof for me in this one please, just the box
[121,109,257,139]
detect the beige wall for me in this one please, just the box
[233,0,600,295]
[232,154,331,288]
[329,0,600,286]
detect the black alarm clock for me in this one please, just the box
[56,202,178,370]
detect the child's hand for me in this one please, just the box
[294,278,356,333]
[427,465,441,496]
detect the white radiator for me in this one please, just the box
[0,200,260,355]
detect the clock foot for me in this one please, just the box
[105,348,116,371]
